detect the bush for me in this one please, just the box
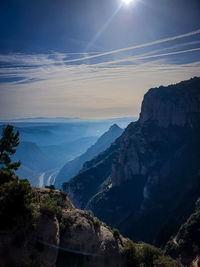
[40,195,62,218]
[122,239,139,267]
[153,255,183,267]
[136,242,163,267]
[45,185,55,190]
[93,217,101,233]
[112,228,121,241]
[0,179,34,228]
[0,169,14,185]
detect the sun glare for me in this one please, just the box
[123,0,133,5]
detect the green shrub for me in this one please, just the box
[112,228,121,241]
[0,169,14,185]
[0,179,35,228]
[40,195,62,218]
[136,242,163,267]
[153,255,183,266]
[93,217,101,233]
[122,239,139,266]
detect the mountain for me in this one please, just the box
[63,137,122,209]
[63,77,200,255]
[0,177,181,267]
[41,136,98,166]
[13,142,56,171]
[55,124,123,189]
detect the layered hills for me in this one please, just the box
[55,124,123,189]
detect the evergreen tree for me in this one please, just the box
[0,125,21,171]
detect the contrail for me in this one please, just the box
[93,47,200,67]
[63,29,200,63]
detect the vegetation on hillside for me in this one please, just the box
[165,198,200,265]
[0,124,183,266]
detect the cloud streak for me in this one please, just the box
[0,28,200,119]
[62,28,200,63]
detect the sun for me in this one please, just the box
[122,0,133,5]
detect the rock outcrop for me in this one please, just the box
[139,78,200,127]
[0,188,123,267]
[0,185,180,267]
[63,77,200,252]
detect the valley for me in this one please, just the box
[0,77,200,266]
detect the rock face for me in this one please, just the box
[139,78,200,127]
[57,209,123,267]
[0,188,123,267]
[97,77,200,244]
[64,77,200,247]
[55,124,123,189]
[0,213,60,267]
[111,77,200,187]
[0,185,182,267]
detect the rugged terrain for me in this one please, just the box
[63,77,200,265]
[0,181,180,267]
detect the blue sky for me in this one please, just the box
[0,0,200,119]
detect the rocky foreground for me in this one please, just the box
[0,185,181,267]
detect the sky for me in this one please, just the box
[0,0,200,119]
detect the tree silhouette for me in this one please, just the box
[0,125,21,171]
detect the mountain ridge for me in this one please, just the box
[63,77,200,265]
[55,124,123,189]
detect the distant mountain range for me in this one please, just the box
[0,116,137,126]
[1,117,135,187]
[55,124,124,189]
[41,136,98,166]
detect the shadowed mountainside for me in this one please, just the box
[55,124,123,189]
[63,77,200,266]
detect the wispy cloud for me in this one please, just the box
[61,28,200,63]
[0,29,200,119]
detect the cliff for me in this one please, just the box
[63,77,200,265]
[0,185,123,267]
[0,181,180,267]
[139,77,200,127]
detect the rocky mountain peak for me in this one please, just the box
[109,123,121,131]
[139,77,200,128]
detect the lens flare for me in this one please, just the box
[123,0,133,5]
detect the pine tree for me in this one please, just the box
[0,125,21,171]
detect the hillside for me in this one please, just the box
[0,174,181,267]
[165,198,200,266]
[63,77,200,265]
[55,124,123,189]
[63,137,122,209]
[41,136,98,166]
